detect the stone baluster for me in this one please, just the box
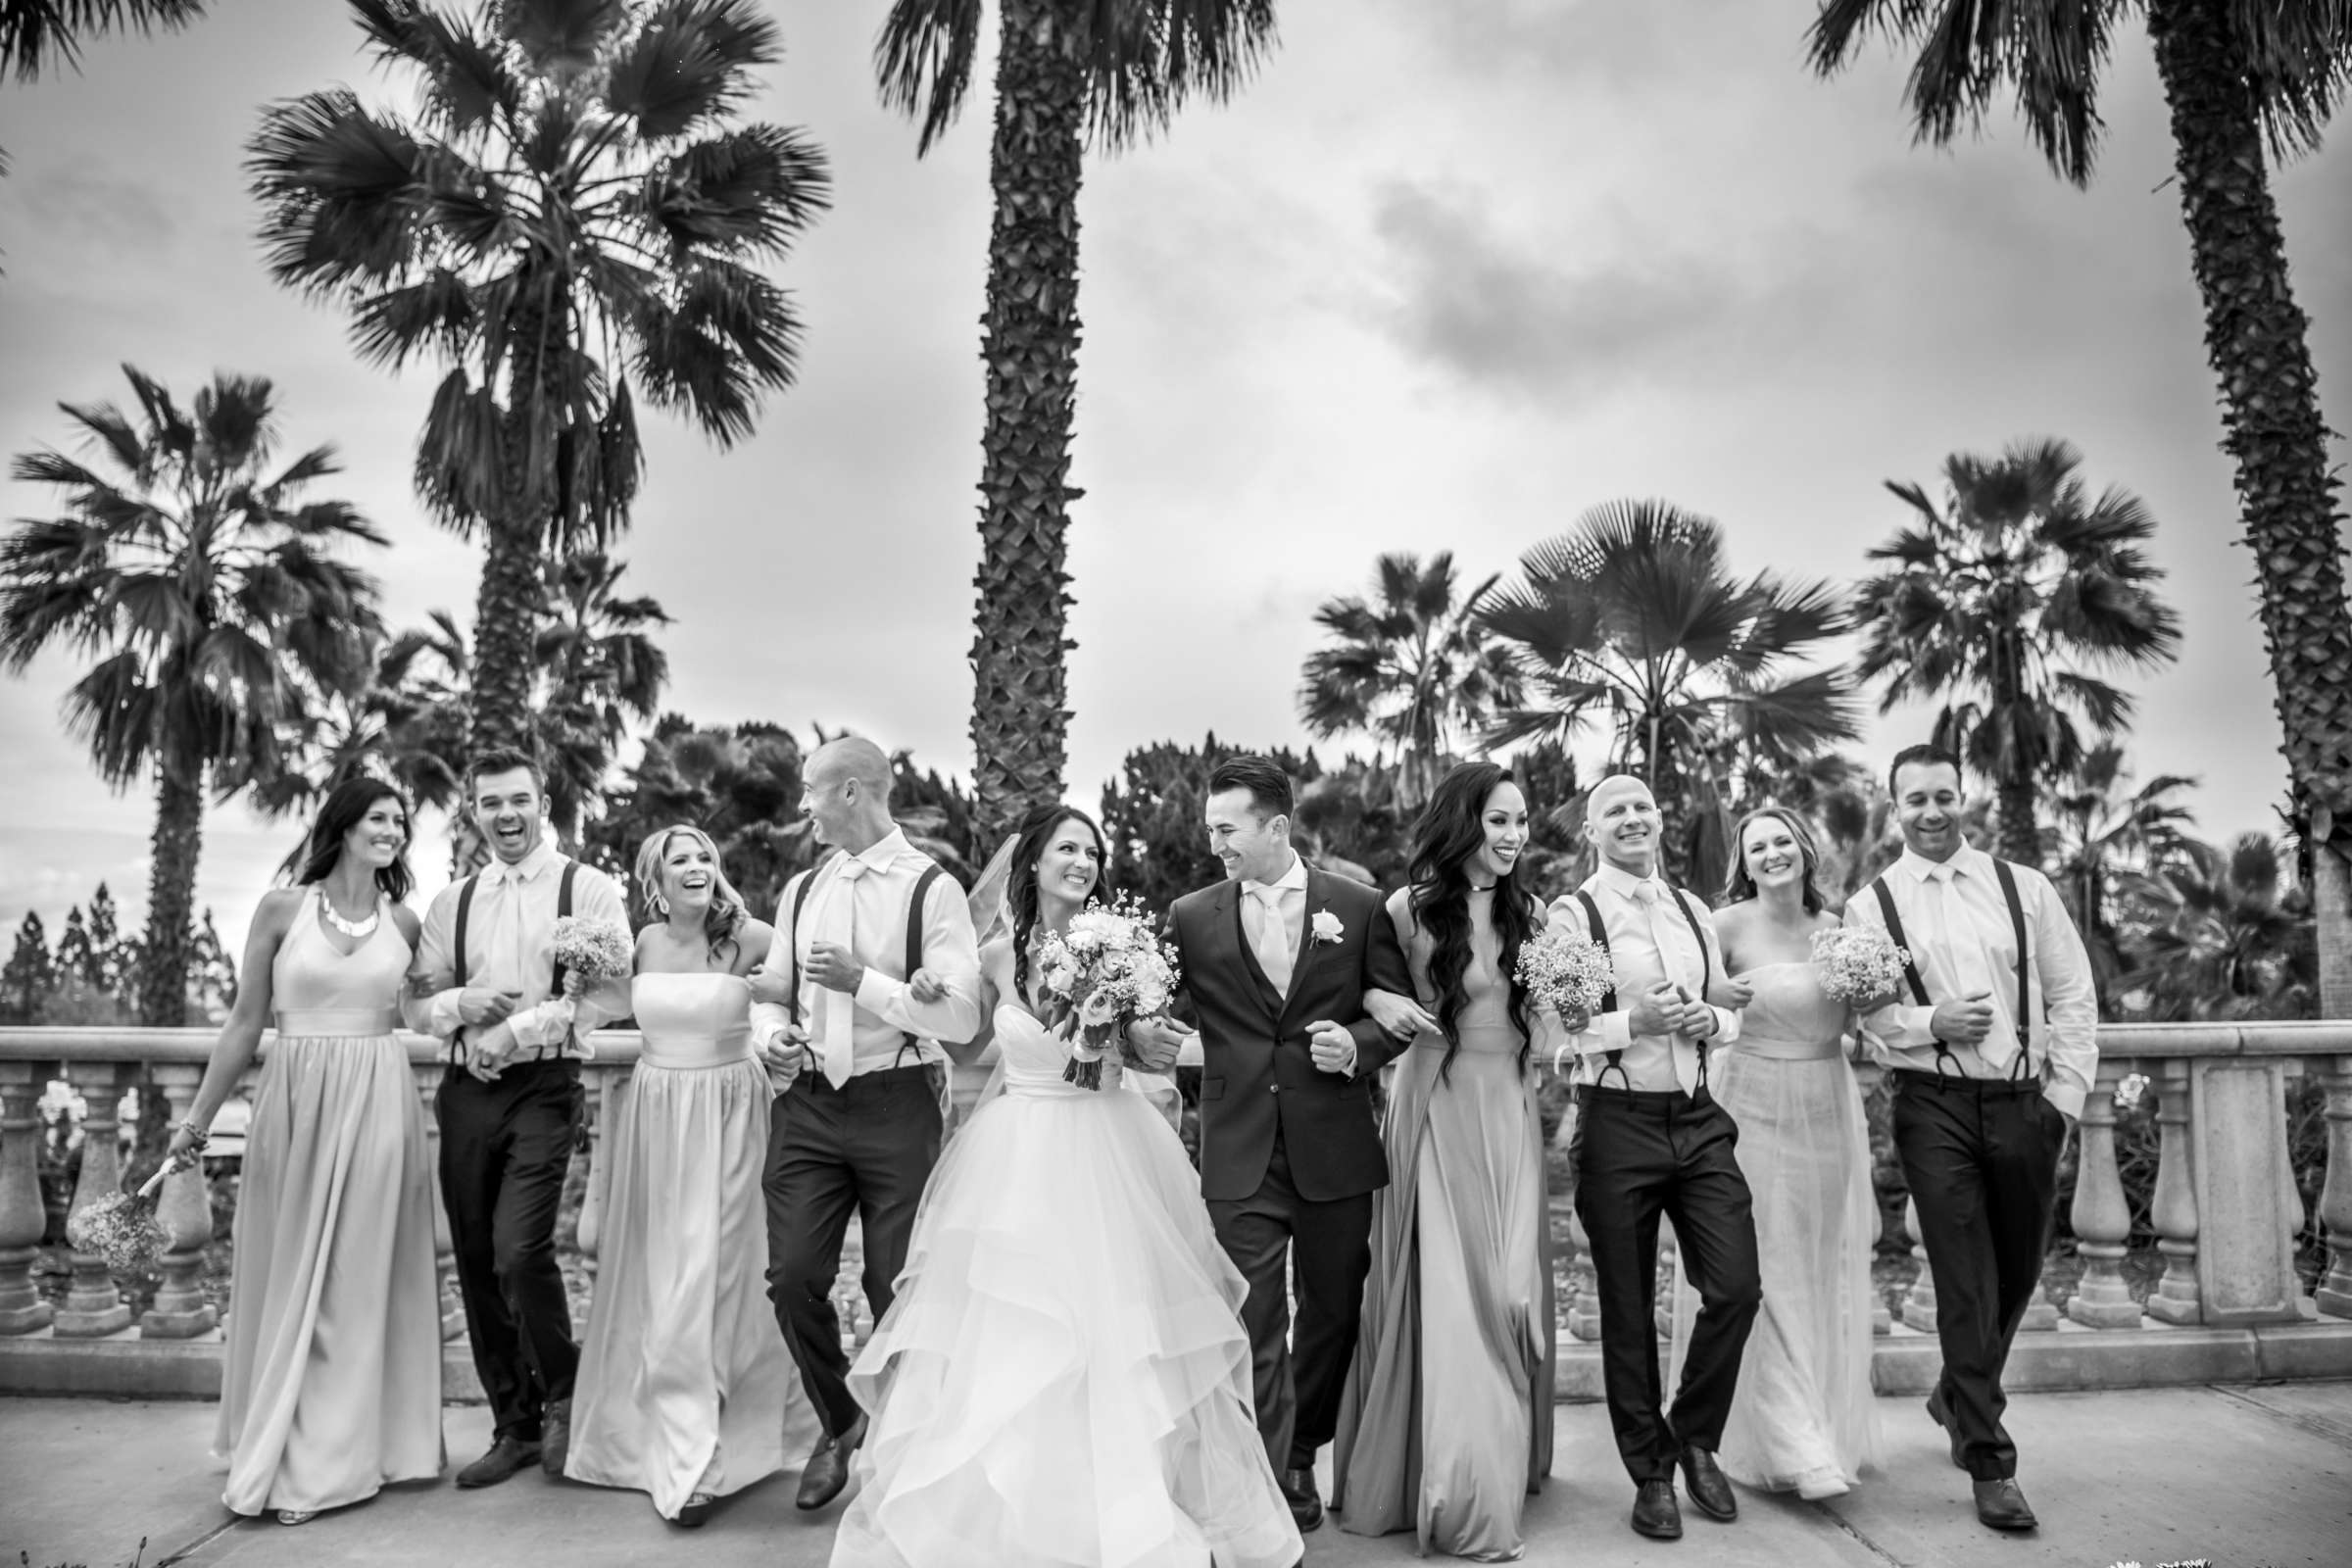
[1653,1226,1679,1342]
[1871,1187,1892,1337]
[0,1062,54,1334]
[2317,1054,2352,1319]
[140,1063,217,1338]
[414,1061,465,1342]
[2068,1060,2140,1329]
[2145,1057,2202,1326]
[576,1070,616,1269]
[56,1063,134,1337]
[1564,1203,1601,1342]
[2281,1063,2312,1312]
[1900,1194,1937,1332]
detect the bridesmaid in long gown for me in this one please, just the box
[168,778,443,1525]
[1334,762,1554,1561]
[564,825,820,1525]
[832,805,1302,1568]
[1672,807,1882,1499]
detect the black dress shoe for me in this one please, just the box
[1973,1478,2037,1531]
[795,1414,867,1511]
[540,1397,572,1478]
[1678,1446,1738,1522]
[1924,1386,1966,1469]
[1279,1467,1324,1532]
[455,1434,543,1489]
[673,1492,715,1529]
[1631,1479,1683,1540]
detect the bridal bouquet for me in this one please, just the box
[1514,924,1613,1033]
[1810,925,1911,1006]
[66,1154,195,1274]
[1036,894,1181,1090]
[554,915,633,1001]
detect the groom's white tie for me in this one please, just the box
[815,858,869,1088]
[1244,882,1294,996]
[1633,880,1702,1097]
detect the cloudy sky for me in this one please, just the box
[3,0,2348,950]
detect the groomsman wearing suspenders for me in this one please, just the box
[1844,743,2097,1533]
[1545,774,1760,1543]
[747,737,983,1511]
[404,750,632,1489]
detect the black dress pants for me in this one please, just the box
[1890,1070,2068,1481]
[1570,1084,1761,1484]
[763,1064,944,1438]
[1206,1129,1374,1476]
[436,1056,584,1442]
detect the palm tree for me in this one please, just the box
[249,0,829,760]
[874,0,1280,846]
[1477,501,1860,889]
[1850,438,2181,868]
[2046,742,2201,995]
[536,551,669,846]
[2119,833,2317,1021]
[1298,551,1522,808]
[0,0,201,79]
[0,367,382,1022]
[1806,2,2352,1012]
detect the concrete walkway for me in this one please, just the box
[5,1383,2347,1568]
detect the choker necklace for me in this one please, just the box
[1468,879,1497,893]
[320,888,380,939]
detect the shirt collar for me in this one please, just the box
[1245,852,1309,896]
[1898,843,1988,884]
[488,840,561,885]
[851,827,910,874]
[1592,860,1662,902]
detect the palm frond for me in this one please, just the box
[874,0,985,156]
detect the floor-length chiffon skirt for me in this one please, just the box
[215,1030,445,1515]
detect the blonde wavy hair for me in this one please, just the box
[633,824,751,960]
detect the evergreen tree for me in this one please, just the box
[186,907,237,1021]
[82,881,123,994]
[1,911,53,1024]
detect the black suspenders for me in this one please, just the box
[1574,884,1715,1094]
[449,859,580,1063]
[1868,861,2034,1081]
[781,856,946,1074]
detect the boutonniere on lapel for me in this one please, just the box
[1310,907,1345,946]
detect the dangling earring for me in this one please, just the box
[656,894,671,916]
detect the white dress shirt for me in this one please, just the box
[1846,845,2097,1119]
[403,841,632,1060]
[1239,851,1309,993]
[748,828,983,1077]
[1546,863,1740,1094]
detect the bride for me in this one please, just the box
[829,805,1303,1568]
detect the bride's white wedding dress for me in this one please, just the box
[829,1004,1303,1568]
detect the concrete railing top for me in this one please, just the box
[2,1018,2348,1071]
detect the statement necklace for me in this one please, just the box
[320,888,380,940]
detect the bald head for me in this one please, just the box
[1582,773,1663,877]
[802,735,896,852]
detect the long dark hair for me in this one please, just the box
[1405,761,1537,1082]
[1721,806,1827,914]
[295,777,416,903]
[1006,805,1114,1004]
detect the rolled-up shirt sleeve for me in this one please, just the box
[507,868,633,1049]
[403,883,464,1040]
[749,904,798,1054]
[1840,888,1937,1051]
[2034,873,2099,1119]
[852,873,984,1045]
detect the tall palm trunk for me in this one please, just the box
[2147,0,2352,1016]
[470,398,547,761]
[138,768,202,1026]
[968,0,1085,849]
[1994,773,2041,868]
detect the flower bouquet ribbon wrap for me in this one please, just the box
[65,1152,196,1274]
[1515,921,1612,1035]
[1809,925,1911,1007]
[550,914,632,1059]
[1035,894,1182,1091]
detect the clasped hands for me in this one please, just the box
[1125,1015,1357,1077]
[1627,981,1720,1043]
[458,987,523,1082]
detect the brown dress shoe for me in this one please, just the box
[455,1434,543,1489]
[1631,1479,1683,1540]
[1924,1386,1966,1469]
[1279,1468,1324,1532]
[1679,1446,1738,1522]
[1973,1478,2037,1531]
[795,1414,868,1511]
[541,1397,572,1477]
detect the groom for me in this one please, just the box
[1131,754,1413,1532]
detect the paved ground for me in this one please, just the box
[4,1383,2347,1568]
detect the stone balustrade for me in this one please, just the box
[3,1020,2350,1399]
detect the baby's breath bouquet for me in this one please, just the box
[1810,925,1911,1007]
[1514,924,1613,1033]
[1036,894,1181,1090]
[553,915,632,1000]
[65,1153,195,1274]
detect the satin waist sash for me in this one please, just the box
[273,1007,402,1037]
[1735,1034,1843,1062]
[637,1031,758,1072]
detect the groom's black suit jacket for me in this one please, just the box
[1164,866,1413,1204]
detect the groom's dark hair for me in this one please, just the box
[1207,754,1294,821]
[1887,742,1963,800]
